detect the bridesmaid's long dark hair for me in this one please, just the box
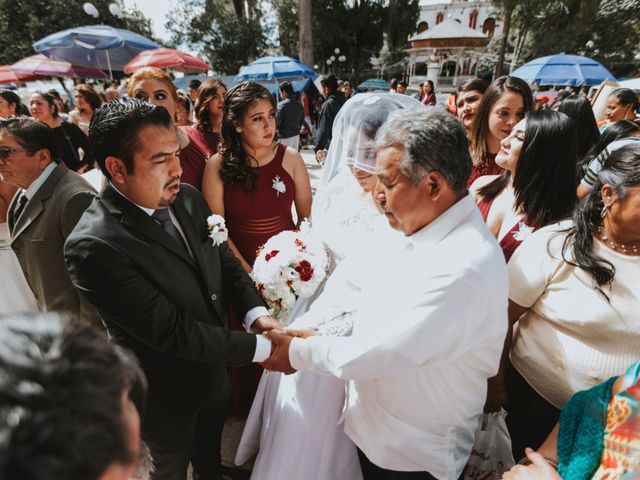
[478,109,577,229]
[219,82,276,192]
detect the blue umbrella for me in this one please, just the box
[235,56,317,82]
[33,25,160,77]
[512,54,615,87]
[357,78,390,91]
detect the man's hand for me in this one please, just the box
[315,149,327,165]
[501,449,560,480]
[261,330,296,374]
[284,328,319,339]
[251,316,281,334]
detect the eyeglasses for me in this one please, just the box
[0,147,28,159]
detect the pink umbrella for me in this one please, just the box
[124,48,209,74]
[11,54,107,79]
[0,65,43,84]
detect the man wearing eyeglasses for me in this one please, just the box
[0,117,100,328]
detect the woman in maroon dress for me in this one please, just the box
[202,81,312,413]
[180,79,228,190]
[470,109,577,261]
[127,67,204,177]
[468,76,533,187]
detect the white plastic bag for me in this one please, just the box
[462,408,515,480]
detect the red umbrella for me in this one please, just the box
[12,54,107,79]
[0,65,42,84]
[124,48,209,74]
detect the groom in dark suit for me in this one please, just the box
[64,98,278,480]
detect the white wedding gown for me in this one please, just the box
[0,222,37,314]
[236,172,393,480]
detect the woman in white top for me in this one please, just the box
[235,94,421,480]
[502,143,640,460]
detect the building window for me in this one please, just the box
[436,12,444,24]
[469,10,478,29]
[417,21,428,33]
[483,17,496,37]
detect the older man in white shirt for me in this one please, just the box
[264,109,508,480]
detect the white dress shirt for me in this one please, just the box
[21,162,57,203]
[109,183,271,361]
[289,195,509,479]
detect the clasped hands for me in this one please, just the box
[252,316,318,375]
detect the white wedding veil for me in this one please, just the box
[316,92,424,190]
[311,93,424,263]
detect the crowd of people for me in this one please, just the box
[0,68,639,480]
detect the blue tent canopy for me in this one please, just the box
[235,56,317,82]
[357,78,390,91]
[511,54,615,87]
[33,25,160,72]
[174,75,315,96]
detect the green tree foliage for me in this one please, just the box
[166,0,268,75]
[312,0,385,80]
[493,0,640,77]
[381,0,420,75]
[271,0,299,58]
[0,0,153,65]
[385,0,419,52]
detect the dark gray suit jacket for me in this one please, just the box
[64,183,265,448]
[8,163,100,327]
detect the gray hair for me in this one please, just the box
[375,107,471,191]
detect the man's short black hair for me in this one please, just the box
[320,75,339,92]
[279,81,294,96]
[0,313,147,480]
[0,116,60,162]
[188,79,202,90]
[89,97,173,180]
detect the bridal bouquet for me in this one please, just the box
[252,222,328,322]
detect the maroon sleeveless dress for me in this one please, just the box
[477,197,533,262]
[224,143,296,414]
[467,153,502,188]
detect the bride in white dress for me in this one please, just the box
[235,93,423,480]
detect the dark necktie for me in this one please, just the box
[152,208,190,257]
[13,193,28,224]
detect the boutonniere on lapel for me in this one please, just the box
[512,222,534,242]
[206,214,228,246]
[272,175,286,197]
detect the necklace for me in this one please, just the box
[596,226,640,255]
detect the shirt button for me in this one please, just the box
[211,293,217,301]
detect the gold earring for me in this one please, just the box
[235,127,242,133]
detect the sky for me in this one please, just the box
[122,0,177,42]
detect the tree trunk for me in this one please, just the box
[510,27,527,73]
[494,0,513,79]
[298,0,313,67]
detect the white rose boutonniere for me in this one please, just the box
[207,214,228,246]
[272,175,286,197]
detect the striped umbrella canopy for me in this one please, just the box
[0,65,42,84]
[124,48,210,74]
[33,24,160,75]
[12,54,107,79]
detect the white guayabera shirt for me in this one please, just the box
[289,195,509,479]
